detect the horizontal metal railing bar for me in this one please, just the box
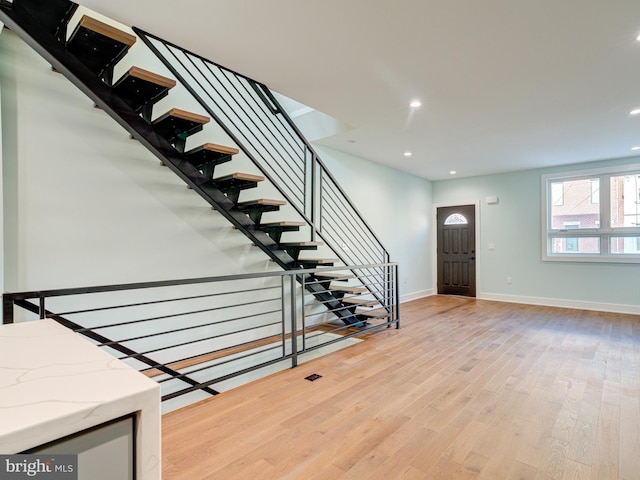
[320,184,385,254]
[165,316,394,385]
[138,33,310,225]
[320,199,384,256]
[293,319,398,356]
[319,215,383,264]
[3,264,396,302]
[97,309,282,346]
[79,296,280,331]
[161,353,293,402]
[157,341,283,384]
[12,298,221,396]
[140,328,294,375]
[221,68,306,170]
[151,39,307,212]
[321,189,385,258]
[191,57,308,188]
[317,166,388,252]
[240,78,306,156]
[115,319,283,357]
[174,47,305,177]
[189,52,306,182]
[52,285,280,317]
[134,28,391,258]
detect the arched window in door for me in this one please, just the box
[443,213,468,225]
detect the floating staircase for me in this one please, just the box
[0,0,392,329]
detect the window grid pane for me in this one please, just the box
[610,174,640,228]
[551,237,600,254]
[610,237,640,254]
[550,178,600,230]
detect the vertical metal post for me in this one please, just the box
[289,274,298,368]
[301,274,306,352]
[39,297,46,319]
[280,276,287,358]
[395,264,401,329]
[2,296,15,324]
[317,164,323,234]
[310,152,317,241]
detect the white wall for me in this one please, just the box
[0,24,432,309]
[0,29,280,294]
[432,158,640,314]
[316,146,433,301]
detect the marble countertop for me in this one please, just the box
[0,319,160,479]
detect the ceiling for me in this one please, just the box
[78,0,640,181]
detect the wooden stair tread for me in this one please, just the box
[356,307,390,318]
[259,221,306,227]
[343,297,379,307]
[76,15,136,47]
[200,143,239,156]
[155,108,210,125]
[183,144,237,170]
[330,286,367,294]
[67,15,136,78]
[299,258,339,265]
[313,272,355,280]
[279,241,323,247]
[126,66,176,88]
[152,109,211,144]
[112,67,176,113]
[237,199,286,207]
[214,172,264,183]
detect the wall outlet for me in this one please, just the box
[506,276,512,284]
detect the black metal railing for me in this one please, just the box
[135,29,390,272]
[3,264,399,408]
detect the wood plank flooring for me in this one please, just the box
[161,295,640,479]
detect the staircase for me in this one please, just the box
[0,1,394,330]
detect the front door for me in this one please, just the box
[437,204,476,297]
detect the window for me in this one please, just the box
[444,213,468,225]
[542,164,640,263]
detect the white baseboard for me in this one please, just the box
[400,289,434,304]
[478,292,640,315]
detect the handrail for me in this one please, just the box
[133,28,389,268]
[4,264,399,405]
[0,2,401,408]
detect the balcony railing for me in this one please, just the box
[3,264,399,410]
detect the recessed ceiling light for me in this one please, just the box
[404,151,412,157]
[449,170,457,175]
[409,100,422,108]
[637,34,640,41]
[632,146,640,151]
[630,108,640,115]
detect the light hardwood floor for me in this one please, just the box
[162,296,640,479]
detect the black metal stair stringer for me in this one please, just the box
[0,5,292,264]
[0,2,359,325]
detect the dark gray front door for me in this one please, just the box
[437,204,476,297]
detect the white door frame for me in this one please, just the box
[432,200,481,296]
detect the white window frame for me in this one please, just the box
[541,163,640,263]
